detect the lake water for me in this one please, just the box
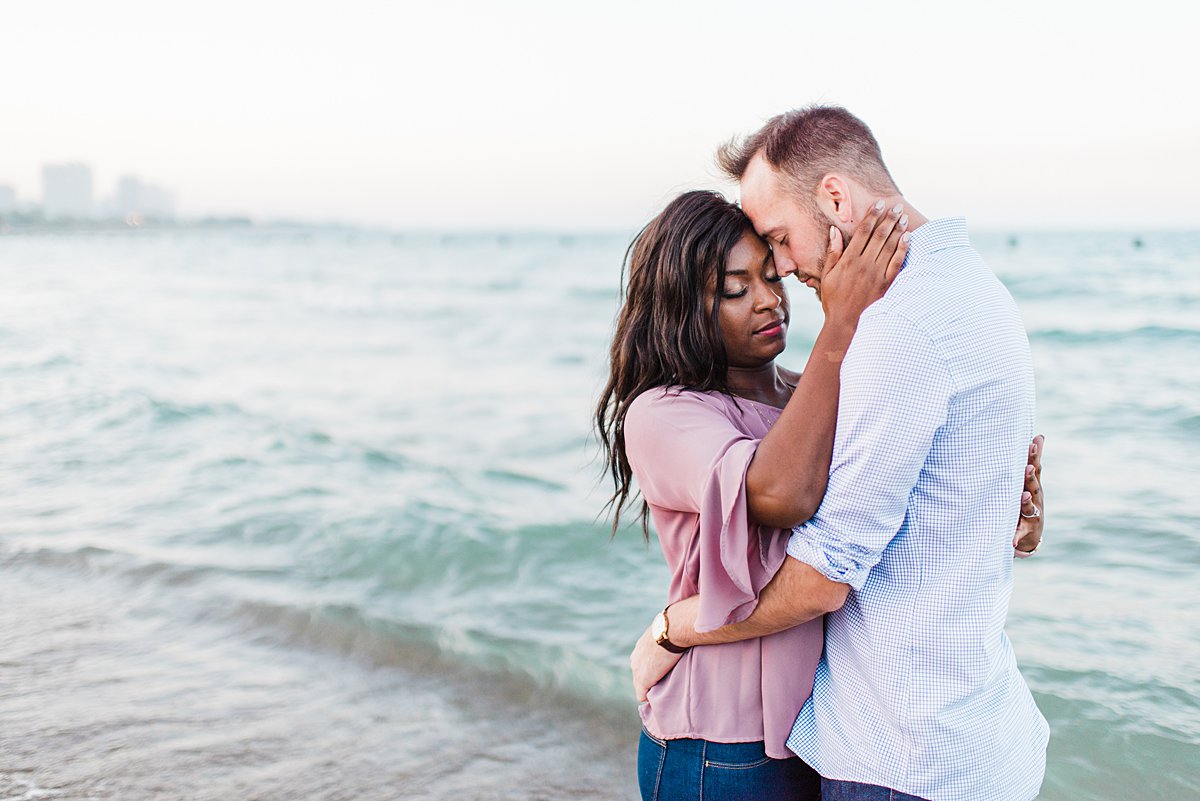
[1,225,1197,799]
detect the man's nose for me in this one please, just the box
[774,251,798,277]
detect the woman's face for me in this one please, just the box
[711,232,789,368]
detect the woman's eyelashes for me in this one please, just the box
[723,273,781,298]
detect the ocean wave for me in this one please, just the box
[0,542,271,587]
[1177,414,1200,433]
[206,596,632,715]
[481,468,566,491]
[0,541,633,722]
[1029,324,1200,345]
[0,351,77,373]
[1028,663,1200,749]
[1030,666,1200,800]
[88,390,251,432]
[362,447,410,470]
[1,542,122,572]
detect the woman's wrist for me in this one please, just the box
[1013,543,1039,558]
[820,309,859,338]
[814,317,857,360]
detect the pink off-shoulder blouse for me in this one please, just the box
[624,386,824,760]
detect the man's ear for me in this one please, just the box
[817,174,855,226]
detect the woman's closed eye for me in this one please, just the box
[722,284,748,299]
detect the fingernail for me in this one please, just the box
[900,232,911,244]
[899,214,908,229]
[874,199,885,211]
[1027,464,1035,475]
[891,203,903,215]
[1023,492,1032,502]
[829,226,836,243]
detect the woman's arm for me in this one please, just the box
[745,203,910,528]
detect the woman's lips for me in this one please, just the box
[754,320,786,337]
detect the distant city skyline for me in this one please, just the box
[1,1,1195,230]
[42,162,94,219]
[0,162,175,222]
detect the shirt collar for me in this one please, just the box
[905,216,969,264]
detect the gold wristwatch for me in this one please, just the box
[651,605,689,654]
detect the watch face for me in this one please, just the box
[651,612,667,641]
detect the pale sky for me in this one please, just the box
[2,0,1195,229]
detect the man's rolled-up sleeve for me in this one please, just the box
[787,311,954,591]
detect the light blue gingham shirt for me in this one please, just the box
[786,218,1049,801]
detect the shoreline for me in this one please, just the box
[0,559,637,800]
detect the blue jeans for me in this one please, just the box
[637,728,819,801]
[821,778,931,801]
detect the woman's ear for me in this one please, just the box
[817,174,855,227]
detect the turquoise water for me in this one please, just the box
[1,227,1197,799]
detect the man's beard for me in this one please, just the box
[804,203,838,286]
[811,220,836,291]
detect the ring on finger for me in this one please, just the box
[1021,503,1041,519]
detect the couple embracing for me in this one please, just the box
[596,105,1050,801]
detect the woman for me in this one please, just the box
[595,191,1044,801]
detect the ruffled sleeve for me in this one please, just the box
[624,388,789,632]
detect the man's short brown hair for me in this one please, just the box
[717,105,900,204]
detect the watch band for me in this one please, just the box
[655,606,690,654]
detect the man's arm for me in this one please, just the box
[676,556,846,644]
[630,557,846,701]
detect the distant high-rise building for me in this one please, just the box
[42,163,94,219]
[0,185,16,214]
[115,174,175,220]
[116,175,139,217]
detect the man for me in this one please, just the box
[630,106,1049,801]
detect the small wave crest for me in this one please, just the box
[212,596,631,723]
[0,539,633,727]
[1030,324,1200,346]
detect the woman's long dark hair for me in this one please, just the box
[595,190,756,538]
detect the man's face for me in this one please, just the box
[740,154,829,295]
